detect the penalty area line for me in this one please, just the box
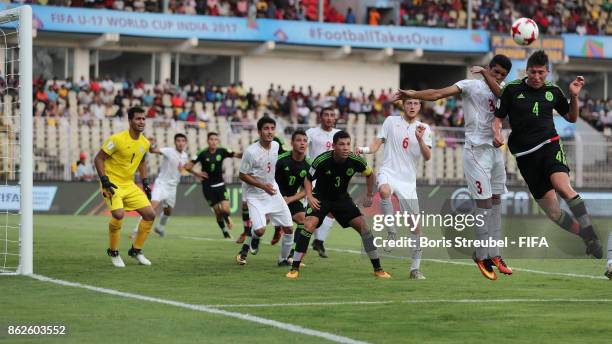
[29,274,369,344]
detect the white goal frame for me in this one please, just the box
[0,5,33,275]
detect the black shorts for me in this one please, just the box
[306,197,362,228]
[516,140,570,199]
[287,201,305,216]
[202,184,228,207]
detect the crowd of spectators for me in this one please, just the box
[580,96,612,132]
[18,0,612,35]
[32,75,467,128]
[33,75,612,136]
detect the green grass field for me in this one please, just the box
[1,215,612,343]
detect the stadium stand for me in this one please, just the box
[19,75,612,190]
[18,0,612,34]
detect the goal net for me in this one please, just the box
[0,5,32,275]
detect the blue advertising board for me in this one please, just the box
[2,4,489,52]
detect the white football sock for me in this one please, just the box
[279,233,294,261]
[158,213,169,231]
[315,217,333,241]
[474,207,490,260]
[488,203,501,258]
[380,197,396,234]
[410,232,422,271]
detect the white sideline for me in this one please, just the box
[180,236,608,280]
[209,298,612,308]
[29,274,369,344]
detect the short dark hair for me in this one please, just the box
[207,132,218,139]
[527,50,549,69]
[291,129,307,141]
[319,107,335,116]
[174,133,187,141]
[257,116,276,131]
[489,54,512,73]
[128,107,145,120]
[333,130,351,144]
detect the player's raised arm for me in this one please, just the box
[471,65,503,98]
[564,75,584,123]
[415,125,432,161]
[392,85,461,102]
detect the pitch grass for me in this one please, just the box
[1,215,612,343]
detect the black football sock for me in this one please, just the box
[567,195,597,241]
[291,229,312,270]
[361,231,382,270]
[553,210,580,236]
[242,209,251,236]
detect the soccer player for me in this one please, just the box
[494,50,602,260]
[305,107,340,258]
[130,133,190,238]
[275,129,310,266]
[286,131,391,279]
[236,135,286,245]
[236,117,294,265]
[94,107,155,267]
[357,98,432,279]
[391,54,513,280]
[184,132,241,239]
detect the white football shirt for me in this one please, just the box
[239,141,280,199]
[454,79,498,146]
[377,116,433,186]
[306,126,340,161]
[156,147,189,186]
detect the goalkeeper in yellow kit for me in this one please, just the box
[94,107,156,267]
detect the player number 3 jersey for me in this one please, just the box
[308,151,372,201]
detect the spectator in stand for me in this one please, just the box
[90,77,101,94]
[75,153,95,181]
[368,8,380,26]
[346,7,356,24]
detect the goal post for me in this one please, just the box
[19,5,33,276]
[0,5,32,275]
